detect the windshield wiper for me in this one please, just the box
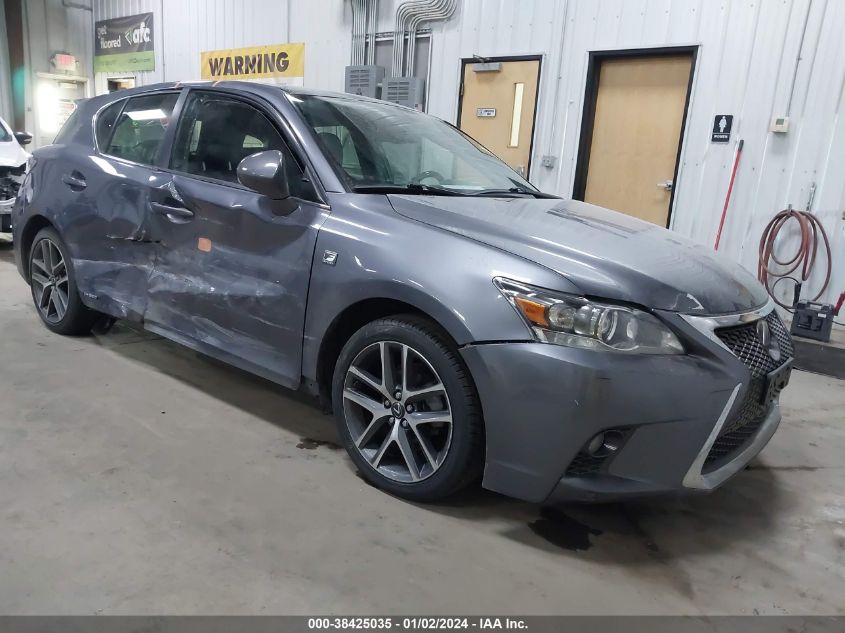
[352,184,470,196]
[468,187,560,199]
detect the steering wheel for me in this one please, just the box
[410,170,446,185]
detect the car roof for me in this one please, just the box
[87,81,385,106]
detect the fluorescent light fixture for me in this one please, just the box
[126,108,166,121]
[37,81,60,134]
[509,82,524,148]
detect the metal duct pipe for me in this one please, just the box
[350,0,368,66]
[367,0,379,65]
[405,0,455,76]
[392,0,439,76]
[356,0,367,65]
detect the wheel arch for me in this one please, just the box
[19,215,56,281]
[312,295,469,407]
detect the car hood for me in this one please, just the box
[387,195,768,315]
[0,139,29,169]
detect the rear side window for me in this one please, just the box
[95,100,124,149]
[106,92,179,165]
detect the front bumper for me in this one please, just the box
[459,304,789,503]
[1,198,12,231]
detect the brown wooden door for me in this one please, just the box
[459,59,540,177]
[581,54,693,226]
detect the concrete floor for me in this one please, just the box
[0,237,843,615]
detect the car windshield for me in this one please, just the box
[0,119,12,143]
[288,93,537,194]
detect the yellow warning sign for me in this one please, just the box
[200,43,304,80]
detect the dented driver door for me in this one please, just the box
[143,90,324,389]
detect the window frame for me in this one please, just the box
[93,89,185,168]
[162,87,325,205]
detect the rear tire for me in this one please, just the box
[29,227,98,335]
[332,315,484,501]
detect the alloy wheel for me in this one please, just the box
[342,341,453,483]
[30,238,70,324]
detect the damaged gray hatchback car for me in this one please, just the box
[13,82,794,503]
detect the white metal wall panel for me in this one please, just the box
[368,0,844,307]
[92,0,164,92]
[89,0,843,307]
[162,0,291,81]
[94,0,350,89]
[0,0,12,123]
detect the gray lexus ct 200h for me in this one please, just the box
[12,82,793,503]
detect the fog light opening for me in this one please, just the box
[586,430,625,457]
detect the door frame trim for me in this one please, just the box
[456,54,543,179]
[571,45,699,228]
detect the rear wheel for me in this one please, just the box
[29,227,98,335]
[332,315,484,501]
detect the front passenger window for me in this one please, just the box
[170,91,309,199]
[106,93,179,165]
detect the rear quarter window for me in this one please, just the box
[53,108,81,145]
[95,100,124,150]
[106,92,180,166]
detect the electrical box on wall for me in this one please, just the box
[344,65,385,98]
[770,116,790,133]
[383,77,425,110]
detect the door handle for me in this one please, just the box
[61,172,86,190]
[657,179,673,192]
[151,201,194,221]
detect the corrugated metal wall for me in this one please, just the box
[91,0,844,307]
[93,0,349,90]
[20,0,95,142]
[0,0,11,123]
[92,0,163,92]
[406,0,844,309]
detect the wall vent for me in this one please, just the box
[382,77,425,109]
[344,65,385,98]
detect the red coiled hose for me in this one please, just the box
[757,208,832,309]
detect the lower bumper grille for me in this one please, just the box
[703,379,768,469]
[704,310,793,471]
[565,452,606,477]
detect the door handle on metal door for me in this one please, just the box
[151,201,194,221]
[657,180,673,192]
[61,173,86,190]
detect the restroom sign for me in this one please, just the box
[711,115,733,143]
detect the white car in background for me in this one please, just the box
[0,116,31,233]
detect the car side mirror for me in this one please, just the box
[237,150,290,200]
[15,131,33,146]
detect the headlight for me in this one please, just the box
[494,277,684,354]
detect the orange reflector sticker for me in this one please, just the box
[515,296,548,327]
[197,237,212,252]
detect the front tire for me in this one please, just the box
[332,315,484,501]
[29,227,98,335]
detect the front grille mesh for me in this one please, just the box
[704,310,793,470]
[714,311,793,378]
